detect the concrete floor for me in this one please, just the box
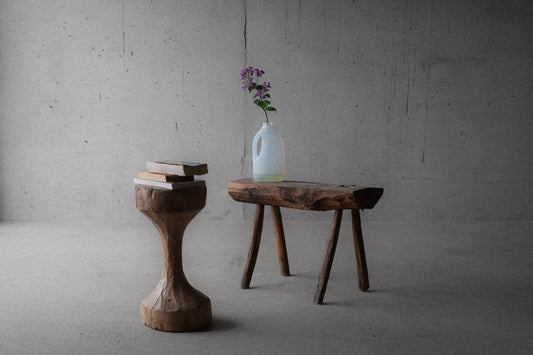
[1,218,532,354]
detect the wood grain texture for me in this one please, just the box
[136,184,206,213]
[241,204,264,289]
[228,179,383,304]
[351,209,369,291]
[313,209,343,304]
[271,206,290,276]
[146,161,208,176]
[136,185,211,332]
[228,179,383,211]
[139,171,194,182]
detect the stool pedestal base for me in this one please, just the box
[136,185,211,332]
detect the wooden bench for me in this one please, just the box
[228,179,383,304]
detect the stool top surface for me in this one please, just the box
[228,179,383,211]
[136,183,206,213]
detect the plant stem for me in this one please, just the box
[264,110,269,124]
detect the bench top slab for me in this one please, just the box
[228,179,383,211]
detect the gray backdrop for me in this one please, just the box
[1,0,532,222]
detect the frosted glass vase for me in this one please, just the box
[252,122,285,182]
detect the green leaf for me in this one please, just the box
[253,99,261,105]
[263,100,271,105]
[266,107,277,111]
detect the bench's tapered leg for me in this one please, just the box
[351,209,369,291]
[241,204,265,289]
[271,206,290,276]
[313,209,343,304]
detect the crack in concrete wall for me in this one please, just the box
[0,0,532,221]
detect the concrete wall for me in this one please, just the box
[1,0,532,222]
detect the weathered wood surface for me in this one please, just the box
[228,179,383,304]
[351,209,369,291]
[228,179,383,211]
[139,171,194,182]
[313,209,343,304]
[136,183,206,213]
[271,206,290,276]
[135,184,211,332]
[241,204,264,289]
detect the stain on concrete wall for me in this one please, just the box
[0,0,532,221]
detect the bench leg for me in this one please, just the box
[271,206,290,276]
[313,209,343,304]
[351,209,369,291]
[241,204,264,289]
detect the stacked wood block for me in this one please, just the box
[134,161,208,190]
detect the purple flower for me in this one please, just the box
[239,66,277,123]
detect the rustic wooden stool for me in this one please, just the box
[135,182,211,331]
[228,179,383,304]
